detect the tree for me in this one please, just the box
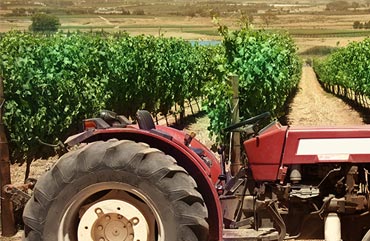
[29,14,60,32]
[353,20,361,29]
[365,21,370,29]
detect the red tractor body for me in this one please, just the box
[64,118,225,240]
[67,124,222,183]
[16,110,370,241]
[245,122,370,182]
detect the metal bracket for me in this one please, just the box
[3,181,35,211]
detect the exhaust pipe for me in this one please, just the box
[325,213,341,241]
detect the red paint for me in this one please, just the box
[243,122,287,181]
[244,124,370,182]
[282,126,370,165]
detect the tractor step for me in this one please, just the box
[223,228,279,241]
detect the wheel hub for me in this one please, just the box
[78,199,148,241]
[91,208,138,241]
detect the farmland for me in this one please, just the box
[1,0,370,163]
[2,0,370,158]
[2,0,370,53]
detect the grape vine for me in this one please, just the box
[203,27,302,142]
[0,29,301,162]
[314,38,370,108]
[0,31,213,162]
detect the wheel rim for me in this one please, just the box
[78,200,148,241]
[57,182,164,241]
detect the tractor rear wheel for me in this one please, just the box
[23,140,209,241]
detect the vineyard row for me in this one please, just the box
[0,29,301,162]
[314,37,370,113]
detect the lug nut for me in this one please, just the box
[128,234,134,240]
[132,218,139,225]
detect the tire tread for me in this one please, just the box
[23,140,208,240]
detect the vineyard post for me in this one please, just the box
[0,76,16,237]
[230,74,242,175]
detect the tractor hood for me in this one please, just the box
[244,121,288,181]
[282,125,370,165]
[244,122,370,182]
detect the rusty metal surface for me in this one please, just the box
[0,76,16,237]
[223,228,278,241]
[3,182,34,212]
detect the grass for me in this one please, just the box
[287,28,370,37]
[60,25,116,29]
[115,25,211,29]
[58,25,218,36]
[182,29,219,36]
[57,14,156,19]
[58,17,217,36]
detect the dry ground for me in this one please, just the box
[287,66,364,126]
[1,9,369,52]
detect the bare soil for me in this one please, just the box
[287,66,364,126]
[1,66,367,240]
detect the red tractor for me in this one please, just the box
[6,109,370,240]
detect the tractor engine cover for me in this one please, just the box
[244,123,370,181]
[244,122,287,181]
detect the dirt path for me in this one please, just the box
[287,66,364,126]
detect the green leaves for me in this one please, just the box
[314,38,370,97]
[203,28,302,142]
[0,31,110,162]
[314,37,370,108]
[29,14,60,33]
[0,29,302,161]
[104,35,209,118]
[0,31,214,163]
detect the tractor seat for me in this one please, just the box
[136,110,156,130]
[136,110,173,140]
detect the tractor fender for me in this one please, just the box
[65,127,223,241]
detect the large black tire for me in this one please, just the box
[23,140,209,241]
